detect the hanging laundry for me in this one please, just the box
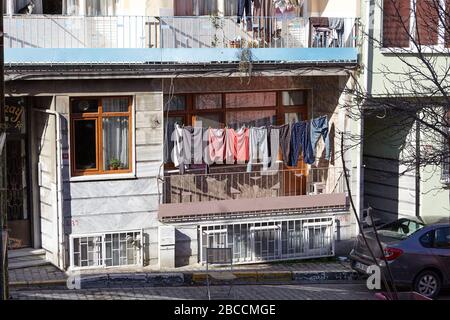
[310,115,331,160]
[269,124,291,165]
[171,123,184,168]
[247,126,269,172]
[205,128,226,165]
[290,121,314,166]
[267,126,280,171]
[226,127,249,164]
[182,126,203,165]
[237,0,253,27]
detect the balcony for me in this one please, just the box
[158,166,349,222]
[4,15,358,66]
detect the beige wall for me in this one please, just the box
[308,0,359,17]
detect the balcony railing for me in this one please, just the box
[160,166,346,205]
[4,15,357,49]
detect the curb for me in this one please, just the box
[9,270,360,288]
[10,279,68,288]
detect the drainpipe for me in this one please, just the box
[33,108,64,270]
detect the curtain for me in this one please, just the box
[103,117,129,170]
[102,98,129,170]
[174,0,219,16]
[64,0,82,15]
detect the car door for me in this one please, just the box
[430,227,450,285]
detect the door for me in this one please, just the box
[430,227,450,285]
[5,99,31,249]
[251,225,281,261]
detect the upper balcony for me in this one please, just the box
[4,15,359,67]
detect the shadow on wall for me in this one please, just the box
[363,109,416,223]
[175,228,194,268]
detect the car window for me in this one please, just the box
[378,219,425,240]
[434,227,450,249]
[420,231,434,248]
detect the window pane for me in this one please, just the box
[282,91,306,106]
[416,0,439,45]
[226,92,277,108]
[72,99,99,113]
[74,120,97,170]
[103,117,129,171]
[382,0,410,47]
[434,228,450,249]
[102,98,129,113]
[195,94,222,110]
[193,114,222,128]
[226,110,276,129]
[164,95,186,111]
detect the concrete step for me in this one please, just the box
[8,248,46,259]
[8,259,51,270]
[8,248,50,270]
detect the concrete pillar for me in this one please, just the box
[159,225,175,269]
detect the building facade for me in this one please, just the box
[4,0,362,270]
[360,0,450,223]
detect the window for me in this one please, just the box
[377,218,425,239]
[164,90,308,165]
[434,227,450,249]
[383,0,450,47]
[420,231,434,248]
[174,0,218,16]
[71,231,143,268]
[70,97,132,176]
[383,0,411,47]
[62,0,116,16]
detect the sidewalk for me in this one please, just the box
[9,257,361,288]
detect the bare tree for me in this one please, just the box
[341,0,449,186]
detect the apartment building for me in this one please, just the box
[361,0,450,222]
[4,0,362,270]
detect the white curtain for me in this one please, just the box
[64,0,83,15]
[63,0,116,16]
[86,0,116,16]
[102,98,129,170]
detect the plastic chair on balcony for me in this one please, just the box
[206,247,237,300]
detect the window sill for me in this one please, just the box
[380,46,449,55]
[69,172,137,183]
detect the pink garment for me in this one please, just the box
[226,127,249,164]
[207,128,226,164]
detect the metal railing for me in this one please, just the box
[161,166,346,205]
[3,15,357,49]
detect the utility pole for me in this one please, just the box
[0,0,9,301]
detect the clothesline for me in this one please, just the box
[170,115,331,174]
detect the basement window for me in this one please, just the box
[70,231,143,269]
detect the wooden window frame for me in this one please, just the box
[164,90,309,168]
[70,96,133,177]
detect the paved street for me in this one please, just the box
[8,284,386,300]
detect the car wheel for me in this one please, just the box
[413,270,442,299]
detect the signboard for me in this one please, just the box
[4,98,26,133]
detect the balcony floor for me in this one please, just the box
[158,193,348,222]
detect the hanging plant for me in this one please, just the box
[237,45,253,84]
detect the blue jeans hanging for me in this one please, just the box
[310,116,331,160]
[289,121,314,166]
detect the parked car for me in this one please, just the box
[349,216,450,298]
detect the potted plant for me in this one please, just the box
[108,158,122,170]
